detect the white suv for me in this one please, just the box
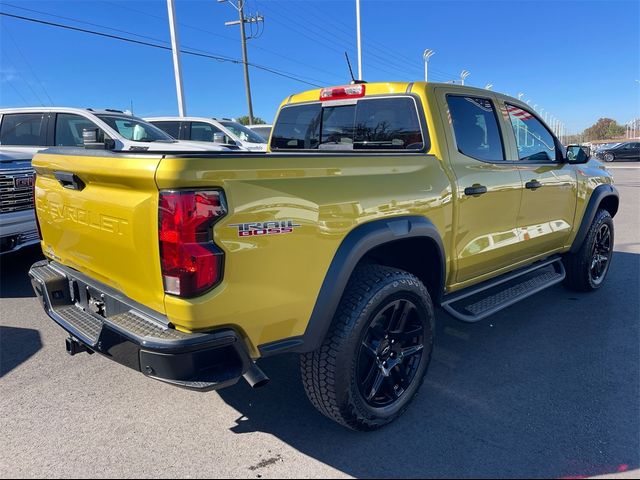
[146,117,268,152]
[0,108,230,154]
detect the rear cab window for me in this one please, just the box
[271,96,427,152]
[0,113,46,146]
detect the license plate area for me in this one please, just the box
[69,278,129,320]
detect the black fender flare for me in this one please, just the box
[258,216,446,356]
[570,184,619,254]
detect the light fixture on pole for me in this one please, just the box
[460,70,470,85]
[485,83,493,90]
[423,49,435,82]
[518,93,525,100]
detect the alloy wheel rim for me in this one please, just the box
[590,223,611,285]
[604,153,614,162]
[356,298,425,408]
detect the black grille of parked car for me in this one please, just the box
[0,169,35,213]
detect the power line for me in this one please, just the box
[3,24,53,105]
[0,11,324,88]
[255,0,451,81]
[98,0,342,84]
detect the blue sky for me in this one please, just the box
[0,0,638,133]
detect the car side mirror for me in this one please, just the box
[566,145,590,164]
[83,128,115,150]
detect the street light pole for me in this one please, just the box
[166,0,186,116]
[485,83,493,90]
[423,49,435,82]
[460,70,470,85]
[356,0,362,80]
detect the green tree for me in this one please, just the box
[584,118,626,141]
[236,116,266,125]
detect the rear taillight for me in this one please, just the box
[158,190,226,297]
[319,84,366,101]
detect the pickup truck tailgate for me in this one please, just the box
[32,151,166,314]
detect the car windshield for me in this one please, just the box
[220,121,267,144]
[97,115,175,142]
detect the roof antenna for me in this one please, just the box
[345,52,366,84]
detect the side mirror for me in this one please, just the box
[83,128,115,150]
[213,132,236,146]
[566,145,590,164]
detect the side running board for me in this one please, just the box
[442,256,566,323]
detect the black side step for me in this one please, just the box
[442,256,566,323]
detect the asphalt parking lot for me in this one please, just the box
[1,166,638,479]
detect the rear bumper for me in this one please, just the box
[29,260,254,391]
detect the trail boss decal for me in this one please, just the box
[229,220,301,237]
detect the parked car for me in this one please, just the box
[29,82,617,431]
[0,108,230,153]
[0,148,38,254]
[146,117,268,152]
[247,124,273,141]
[595,141,640,162]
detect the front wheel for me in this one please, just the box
[604,152,615,162]
[563,209,614,291]
[300,264,434,431]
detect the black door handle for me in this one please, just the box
[525,180,542,190]
[54,171,86,191]
[464,185,488,196]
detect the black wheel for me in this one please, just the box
[563,209,614,292]
[604,152,615,162]
[300,264,434,431]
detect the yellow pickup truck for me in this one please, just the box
[29,82,618,430]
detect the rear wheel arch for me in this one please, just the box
[258,216,446,356]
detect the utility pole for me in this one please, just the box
[167,0,186,116]
[356,0,362,80]
[220,0,263,125]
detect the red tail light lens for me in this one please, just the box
[159,190,226,297]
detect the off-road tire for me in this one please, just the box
[563,209,614,292]
[300,264,434,431]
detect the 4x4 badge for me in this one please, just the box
[228,220,301,237]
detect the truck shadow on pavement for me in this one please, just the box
[0,326,42,378]
[0,246,44,298]
[218,251,640,478]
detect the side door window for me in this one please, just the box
[54,113,100,147]
[189,122,224,142]
[0,113,46,146]
[447,95,504,162]
[505,104,557,162]
[150,121,181,139]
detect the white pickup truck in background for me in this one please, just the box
[0,148,38,254]
[146,116,268,152]
[0,108,232,154]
